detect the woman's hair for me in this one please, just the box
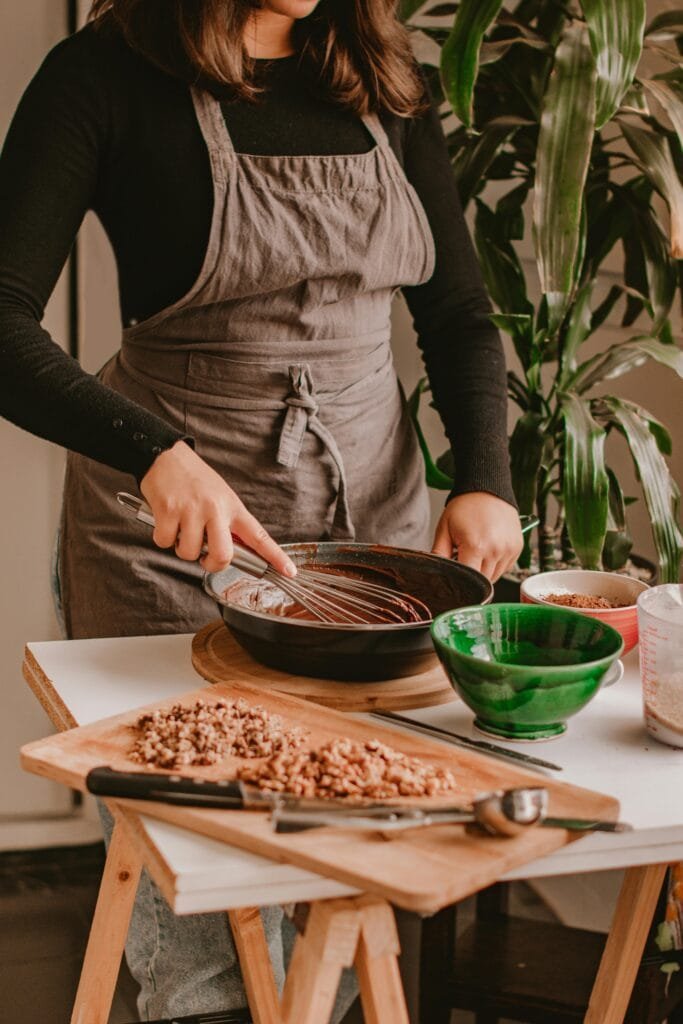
[88,0,427,116]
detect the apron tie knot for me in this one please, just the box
[276,364,356,541]
[277,365,318,468]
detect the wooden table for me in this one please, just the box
[22,634,683,1024]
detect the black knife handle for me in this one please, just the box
[86,766,244,806]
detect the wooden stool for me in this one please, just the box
[70,804,409,1024]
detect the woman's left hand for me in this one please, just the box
[431,492,524,582]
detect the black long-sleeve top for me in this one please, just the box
[0,21,514,504]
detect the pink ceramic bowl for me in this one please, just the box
[520,569,650,655]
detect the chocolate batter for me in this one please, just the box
[221,553,477,626]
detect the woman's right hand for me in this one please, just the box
[139,440,297,577]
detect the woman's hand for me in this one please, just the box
[431,492,523,582]
[140,441,297,576]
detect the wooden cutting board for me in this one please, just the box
[21,679,620,915]
[192,621,456,711]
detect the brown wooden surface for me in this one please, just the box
[70,811,143,1024]
[353,896,410,1024]
[228,907,282,1024]
[584,862,669,1024]
[23,647,77,731]
[192,620,455,712]
[21,675,621,915]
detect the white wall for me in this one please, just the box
[0,1,74,823]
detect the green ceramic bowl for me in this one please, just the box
[431,603,624,741]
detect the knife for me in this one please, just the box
[86,766,394,814]
[86,766,281,810]
[368,711,563,772]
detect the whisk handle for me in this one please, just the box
[116,492,269,578]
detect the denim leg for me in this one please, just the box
[98,803,285,1021]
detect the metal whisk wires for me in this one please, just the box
[259,565,430,625]
[116,492,430,626]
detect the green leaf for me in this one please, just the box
[453,118,527,206]
[581,0,646,128]
[642,78,683,148]
[620,121,683,258]
[407,378,454,491]
[599,397,683,582]
[585,192,632,278]
[602,529,634,570]
[509,411,546,515]
[533,22,597,336]
[622,230,649,327]
[496,182,531,241]
[560,393,609,570]
[602,467,633,571]
[560,279,595,382]
[619,82,651,115]
[575,335,683,394]
[400,0,428,20]
[645,9,683,37]
[441,0,505,129]
[623,194,678,333]
[591,284,623,332]
[480,36,549,65]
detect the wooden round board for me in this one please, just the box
[191,621,456,712]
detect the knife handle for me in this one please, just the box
[86,766,245,806]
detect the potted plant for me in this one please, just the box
[403,0,683,585]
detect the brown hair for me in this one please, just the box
[88,0,427,116]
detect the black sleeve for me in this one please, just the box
[0,35,186,480]
[400,90,516,508]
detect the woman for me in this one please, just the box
[0,0,522,1016]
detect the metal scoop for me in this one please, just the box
[272,786,631,836]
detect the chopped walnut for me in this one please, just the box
[130,698,305,769]
[237,737,458,800]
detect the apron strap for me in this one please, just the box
[361,111,391,150]
[277,365,356,540]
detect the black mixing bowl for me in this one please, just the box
[204,542,493,682]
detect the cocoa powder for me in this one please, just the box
[544,592,627,610]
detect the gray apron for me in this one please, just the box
[59,87,436,640]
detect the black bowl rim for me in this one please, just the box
[204,542,493,632]
[431,602,625,670]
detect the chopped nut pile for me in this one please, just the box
[544,592,626,610]
[237,737,458,800]
[130,698,305,769]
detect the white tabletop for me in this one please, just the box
[25,633,683,914]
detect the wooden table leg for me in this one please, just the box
[354,895,410,1024]
[228,907,282,1024]
[281,898,361,1024]
[276,895,409,1024]
[70,812,143,1024]
[584,862,669,1024]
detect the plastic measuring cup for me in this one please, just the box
[637,585,683,748]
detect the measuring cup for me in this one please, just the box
[637,585,683,748]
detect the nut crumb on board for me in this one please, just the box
[237,737,458,800]
[130,697,306,769]
[130,699,457,800]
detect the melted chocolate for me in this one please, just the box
[222,551,483,626]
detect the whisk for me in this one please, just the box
[116,493,430,625]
